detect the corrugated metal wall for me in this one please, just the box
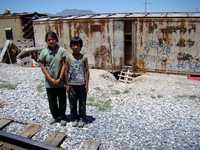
[33,19,124,71]
[33,16,200,74]
[136,18,200,74]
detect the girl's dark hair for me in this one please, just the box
[70,36,83,48]
[45,31,58,42]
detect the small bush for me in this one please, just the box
[176,95,200,100]
[37,80,45,93]
[112,90,121,95]
[98,99,112,111]
[123,89,129,94]
[94,87,101,91]
[87,96,112,111]
[0,80,17,90]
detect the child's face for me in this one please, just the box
[47,36,57,49]
[71,44,81,54]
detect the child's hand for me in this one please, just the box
[85,84,89,93]
[65,85,69,92]
[50,78,60,87]
[54,79,60,86]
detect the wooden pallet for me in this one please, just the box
[118,66,134,83]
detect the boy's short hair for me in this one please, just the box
[45,31,58,42]
[70,36,83,48]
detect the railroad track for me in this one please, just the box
[0,118,133,150]
[0,118,101,150]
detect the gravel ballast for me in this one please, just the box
[0,63,200,150]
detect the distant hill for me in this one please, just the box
[49,9,95,16]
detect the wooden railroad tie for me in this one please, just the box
[0,117,134,150]
[0,118,65,150]
[79,140,100,150]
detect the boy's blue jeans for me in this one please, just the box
[68,85,87,121]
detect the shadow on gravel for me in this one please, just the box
[85,115,96,124]
[64,115,95,124]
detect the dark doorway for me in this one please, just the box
[124,21,132,66]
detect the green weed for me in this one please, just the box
[87,96,112,111]
[0,80,17,90]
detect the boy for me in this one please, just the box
[39,31,67,126]
[66,36,89,128]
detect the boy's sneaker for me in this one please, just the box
[78,119,85,128]
[72,120,78,127]
[49,118,60,125]
[60,120,67,126]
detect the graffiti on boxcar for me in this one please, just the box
[177,52,200,72]
[139,40,171,64]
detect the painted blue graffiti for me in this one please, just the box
[189,58,200,73]
[171,58,200,73]
[140,40,200,73]
[141,40,171,59]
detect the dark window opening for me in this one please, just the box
[5,28,13,40]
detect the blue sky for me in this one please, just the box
[0,0,200,14]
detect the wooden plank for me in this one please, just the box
[45,132,66,147]
[119,75,133,78]
[79,140,100,150]
[19,124,41,138]
[0,118,13,130]
[121,71,133,75]
[0,130,63,150]
[118,75,126,77]
[119,79,132,83]
[0,40,11,62]
[0,141,27,150]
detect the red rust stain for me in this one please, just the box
[72,22,90,37]
[188,23,196,33]
[68,22,72,40]
[91,24,102,32]
[140,36,143,47]
[179,22,187,33]
[136,60,145,72]
[187,39,195,47]
[59,22,63,38]
[177,52,193,61]
[160,24,187,34]
[148,22,157,33]
[94,45,111,69]
[45,24,51,32]
[54,22,60,37]
[177,38,186,47]
[139,21,143,33]
[162,32,171,45]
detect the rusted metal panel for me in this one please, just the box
[136,18,200,74]
[34,19,119,70]
[113,21,124,71]
[33,23,46,48]
[89,20,112,69]
[33,16,200,74]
